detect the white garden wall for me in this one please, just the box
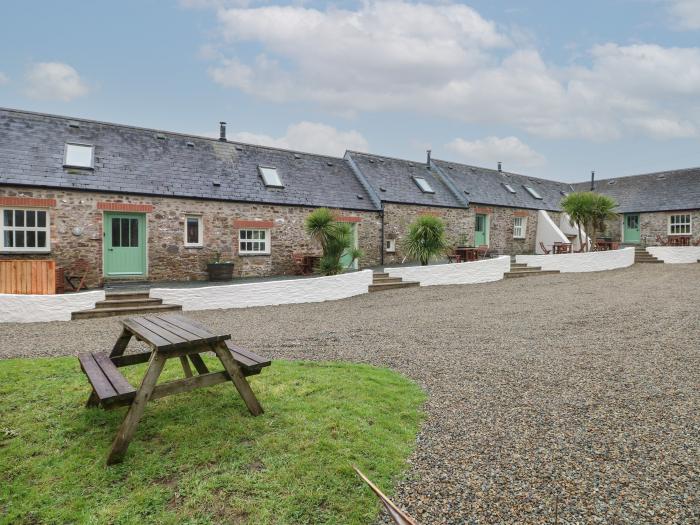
[536,210,570,254]
[646,246,700,264]
[150,270,373,311]
[0,290,105,323]
[516,247,634,272]
[559,212,589,252]
[385,256,510,286]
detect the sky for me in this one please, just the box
[1,0,699,182]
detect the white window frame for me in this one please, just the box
[513,216,527,239]
[668,214,692,235]
[523,186,542,199]
[184,215,203,247]
[413,176,435,193]
[238,228,271,255]
[1,207,51,253]
[258,166,283,188]
[64,143,94,169]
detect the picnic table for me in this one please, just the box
[454,247,478,262]
[595,240,619,251]
[552,242,572,254]
[78,313,270,465]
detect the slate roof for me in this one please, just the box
[572,168,700,213]
[345,151,466,208]
[0,108,377,211]
[432,159,573,211]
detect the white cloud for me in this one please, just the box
[668,0,700,30]
[0,72,8,85]
[199,1,700,141]
[24,62,89,101]
[230,121,369,156]
[445,136,546,169]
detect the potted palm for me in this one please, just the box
[206,251,234,281]
[305,208,363,275]
[403,215,448,265]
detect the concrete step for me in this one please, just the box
[504,270,560,278]
[509,266,542,272]
[368,281,419,292]
[372,276,403,284]
[635,259,663,264]
[104,291,152,301]
[95,298,163,309]
[372,272,389,278]
[72,303,182,320]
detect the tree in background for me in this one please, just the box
[590,194,619,246]
[305,208,363,275]
[561,192,618,251]
[403,215,448,265]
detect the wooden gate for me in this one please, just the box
[0,260,56,294]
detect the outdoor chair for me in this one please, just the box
[655,234,668,246]
[446,252,462,263]
[539,242,551,255]
[476,245,490,259]
[65,258,90,292]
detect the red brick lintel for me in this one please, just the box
[0,197,56,208]
[233,220,274,229]
[337,216,362,223]
[97,202,154,213]
[513,210,530,217]
[473,207,493,215]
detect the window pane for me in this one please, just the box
[112,218,121,247]
[15,231,24,248]
[3,209,12,227]
[26,231,36,248]
[25,210,35,228]
[130,219,139,247]
[37,231,46,248]
[37,211,46,228]
[260,231,266,240]
[240,230,247,240]
[65,144,93,167]
[15,210,24,227]
[253,231,259,240]
[246,242,253,251]
[4,231,13,247]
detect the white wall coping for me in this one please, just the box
[384,256,510,286]
[646,246,700,264]
[150,270,373,311]
[516,247,634,273]
[0,290,105,323]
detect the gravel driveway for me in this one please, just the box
[1,264,698,523]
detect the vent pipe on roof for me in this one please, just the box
[590,170,595,191]
[426,149,431,168]
[219,121,227,142]
[497,161,502,172]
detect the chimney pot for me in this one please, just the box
[219,121,227,142]
[426,149,431,167]
[590,170,595,191]
[497,161,502,172]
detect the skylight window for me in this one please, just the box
[523,186,542,199]
[413,176,434,193]
[64,143,94,169]
[502,183,516,194]
[258,166,283,188]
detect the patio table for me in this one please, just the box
[552,243,572,254]
[78,313,269,464]
[454,247,478,262]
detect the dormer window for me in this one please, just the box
[258,166,283,188]
[64,143,94,169]
[524,186,542,199]
[413,177,434,193]
[502,183,516,194]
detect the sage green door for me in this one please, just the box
[623,213,640,244]
[340,223,358,270]
[475,214,489,246]
[103,212,147,276]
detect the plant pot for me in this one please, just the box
[206,262,234,281]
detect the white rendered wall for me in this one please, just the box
[559,213,589,252]
[646,246,700,264]
[536,210,570,254]
[516,247,634,272]
[384,256,510,286]
[151,270,373,311]
[0,290,105,323]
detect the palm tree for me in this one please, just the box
[305,208,362,275]
[403,215,448,265]
[590,194,619,246]
[560,192,595,252]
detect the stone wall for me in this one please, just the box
[603,210,700,245]
[481,205,539,256]
[0,186,381,287]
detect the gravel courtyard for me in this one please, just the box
[2,263,698,523]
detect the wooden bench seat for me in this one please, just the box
[225,341,271,375]
[78,352,136,407]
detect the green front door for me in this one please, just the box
[103,212,147,276]
[475,214,489,246]
[623,213,640,244]
[340,223,358,270]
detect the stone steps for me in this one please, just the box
[72,291,182,320]
[504,269,560,278]
[369,271,419,292]
[634,248,662,264]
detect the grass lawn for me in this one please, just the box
[0,356,425,525]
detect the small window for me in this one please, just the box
[385,239,396,253]
[184,215,203,247]
[259,166,283,187]
[669,214,691,235]
[523,186,542,199]
[513,216,527,239]
[238,229,270,255]
[1,208,50,252]
[502,183,516,194]
[64,143,94,168]
[413,177,434,193]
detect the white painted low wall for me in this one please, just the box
[0,290,105,323]
[384,256,510,286]
[150,270,373,311]
[646,246,700,264]
[536,210,570,254]
[516,247,634,273]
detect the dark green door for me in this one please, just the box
[475,214,489,246]
[340,223,358,270]
[623,214,640,244]
[103,212,147,276]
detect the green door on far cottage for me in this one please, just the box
[623,213,641,244]
[340,223,358,270]
[103,212,147,276]
[475,214,489,246]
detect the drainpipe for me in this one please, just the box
[380,207,385,267]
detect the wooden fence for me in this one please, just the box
[0,260,56,295]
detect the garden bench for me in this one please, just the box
[77,313,271,464]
